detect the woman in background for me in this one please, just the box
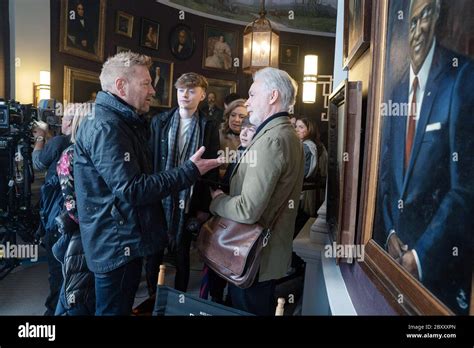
[295,117,328,226]
[291,116,327,273]
[53,104,95,315]
[295,117,327,217]
[218,99,248,179]
[296,117,319,181]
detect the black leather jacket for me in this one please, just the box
[74,91,201,273]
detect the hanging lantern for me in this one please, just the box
[242,0,279,74]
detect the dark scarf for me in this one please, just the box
[162,109,201,246]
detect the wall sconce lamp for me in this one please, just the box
[302,55,318,104]
[33,70,51,106]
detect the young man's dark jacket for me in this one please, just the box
[74,92,201,274]
[148,107,220,224]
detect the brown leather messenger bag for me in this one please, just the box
[197,194,291,289]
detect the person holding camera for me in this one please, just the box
[32,112,74,315]
[74,53,220,315]
[146,72,220,295]
[32,114,73,182]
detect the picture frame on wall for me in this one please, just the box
[205,78,237,110]
[140,18,160,50]
[359,0,474,315]
[115,11,134,38]
[63,66,101,105]
[149,58,174,108]
[202,25,238,73]
[169,24,195,60]
[59,0,106,62]
[280,44,299,65]
[343,0,371,69]
[326,83,344,247]
[116,46,131,54]
[326,80,363,263]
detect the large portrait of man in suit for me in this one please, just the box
[60,0,105,62]
[169,25,195,60]
[373,0,474,314]
[149,58,174,108]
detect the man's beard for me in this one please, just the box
[249,113,261,127]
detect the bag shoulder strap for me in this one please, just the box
[259,189,295,247]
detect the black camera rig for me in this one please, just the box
[0,100,47,279]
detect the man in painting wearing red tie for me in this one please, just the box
[375,0,474,314]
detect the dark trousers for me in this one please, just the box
[228,278,276,316]
[294,206,310,239]
[43,229,63,316]
[292,206,310,269]
[208,268,228,303]
[145,229,193,295]
[94,257,142,316]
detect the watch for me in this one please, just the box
[35,136,45,143]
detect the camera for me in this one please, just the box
[37,99,62,134]
[0,99,43,279]
[0,100,38,132]
[0,100,40,211]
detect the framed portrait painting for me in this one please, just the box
[359,0,474,315]
[59,0,106,62]
[327,80,363,263]
[115,11,133,38]
[63,66,101,105]
[149,58,174,108]
[169,24,195,60]
[205,78,237,110]
[116,46,131,54]
[343,0,371,69]
[280,44,299,65]
[202,25,238,73]
[140,18,159,50]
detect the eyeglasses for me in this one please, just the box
[410,5,434,32]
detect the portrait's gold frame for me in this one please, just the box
[149,57,174,109]
[205,78,237,110]
[115,11,134,38]
[140,18,160,51]
[63,66,100,105]
[343,0,371,69]
[207,78,237,95]
[59,0,106,62]
[202,25,238,74]
[280,44,300,66]
[327,80,363,264]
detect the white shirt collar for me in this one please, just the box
[410,39,436,94]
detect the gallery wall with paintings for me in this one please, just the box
[332,0,473,316]
[50,0,336,145]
